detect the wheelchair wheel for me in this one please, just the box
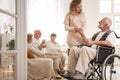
[102,54,120,80]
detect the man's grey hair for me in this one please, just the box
[104,17,112,27]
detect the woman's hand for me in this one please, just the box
[74,27,82,33]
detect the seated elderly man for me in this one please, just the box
[62,17,116,79]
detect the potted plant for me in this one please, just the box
[7,39,15,50]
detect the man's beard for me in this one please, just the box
[98,24,104,29]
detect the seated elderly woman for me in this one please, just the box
[46,33,67,73]
[27,33,62,79]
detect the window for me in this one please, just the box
[100,0,111,13]
[27,0,69,45]
[0,0,27,80]
[114,0,120,13]
[99,0,120,45]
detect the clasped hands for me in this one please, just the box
[74,27,82,33]
[74,27,94,46]
[41,39,46,48]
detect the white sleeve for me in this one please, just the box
[65,25,74,31]
[106,32,116,46]
[32,39,40,49]
[29,45,44,57]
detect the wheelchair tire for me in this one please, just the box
[102,54,120,80]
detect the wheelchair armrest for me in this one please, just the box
[95,46,115,63]
[97,46,115,53]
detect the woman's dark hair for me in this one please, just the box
[27,33,33,42]
[69,0,82,14]
[50,33,56,37]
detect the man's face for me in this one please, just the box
[35,31,42,39]
[98,19,106,29]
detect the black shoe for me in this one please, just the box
[72,71,85,80]
[60,72,73,79]
[85,69,93,78]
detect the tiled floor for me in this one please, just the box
[0,67,15,80]
[1,64,120,80]
[0,66,68,80]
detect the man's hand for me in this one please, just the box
[41,39,46,48]
[39,39,46,50]
[78,28,83,35]
[41,39,46,44]
[86,39,93,45]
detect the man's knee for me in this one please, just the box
[70,46,79,52]
[81,46,90,51]
[69,47,81,58]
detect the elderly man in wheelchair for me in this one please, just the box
[61,17,117,80]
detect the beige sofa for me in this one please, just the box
[27,58,55,80]
[27,48,55,80]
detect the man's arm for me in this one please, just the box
[78,28,89,43]
[78,29,112,46]
[87,40,112,46]
[39,39,46,50]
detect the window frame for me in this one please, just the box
[99,0,120,45]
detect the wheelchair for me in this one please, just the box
[86,46,120,80]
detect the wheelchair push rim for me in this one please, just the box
[102,54,120,80]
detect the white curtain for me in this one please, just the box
[27,0,69,45]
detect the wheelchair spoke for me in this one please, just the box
[102,54,120,80]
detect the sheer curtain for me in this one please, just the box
[27,0,69,45]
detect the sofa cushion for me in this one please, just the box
[27,48,35,59]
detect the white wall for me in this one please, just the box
[83,0,100,38]
[27,0,100,44]
[61,0,100,42]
